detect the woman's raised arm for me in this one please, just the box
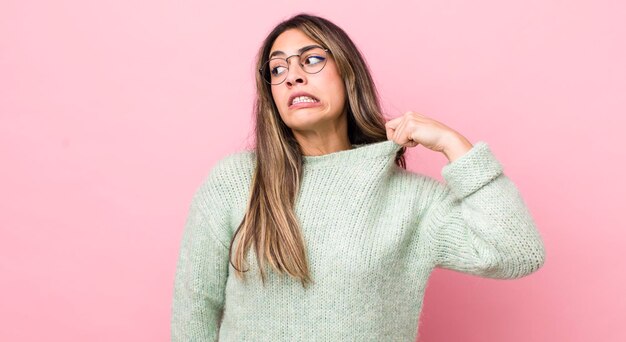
[424,141,546,279]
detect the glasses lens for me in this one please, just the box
[261,47,328,85]
[262,58,288,85]
[301,47,328,74]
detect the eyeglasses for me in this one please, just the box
[259,46,330,85]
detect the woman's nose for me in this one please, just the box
[284,60,307,86]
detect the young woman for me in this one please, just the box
[171,13,546,341]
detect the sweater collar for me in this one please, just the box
[302,140,403,169]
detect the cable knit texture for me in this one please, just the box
[171,140,546,341]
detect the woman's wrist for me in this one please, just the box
[442,132,473,163]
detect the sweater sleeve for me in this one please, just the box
[424,141,546,279]
[171,162,232,341]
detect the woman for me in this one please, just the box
[171,13,546,341]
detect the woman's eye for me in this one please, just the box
[305,55,325,65]
[271,66,286,76]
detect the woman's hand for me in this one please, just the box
[385,111,474,162]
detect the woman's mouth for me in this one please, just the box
[289,96,321,110]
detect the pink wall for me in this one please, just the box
[1,1,624,341]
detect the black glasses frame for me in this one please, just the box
[259,46,331,85]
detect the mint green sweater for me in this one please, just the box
[171,140,546,341]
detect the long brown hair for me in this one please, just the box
[228,13,407,288]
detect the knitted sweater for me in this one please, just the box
[171,139,546,341]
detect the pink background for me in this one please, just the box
[1,1,625,341]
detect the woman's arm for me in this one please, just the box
[171,166,231,341]
[425,141,546,279]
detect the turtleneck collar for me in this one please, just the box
[301,140,403,169]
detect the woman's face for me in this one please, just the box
[268,29,347,133]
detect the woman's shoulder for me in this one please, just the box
[388,164,451,214]
[392,164,447,191]
[196,149,255,198]
[211,149,255,175]
[391,140,504,205]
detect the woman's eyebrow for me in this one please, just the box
[269,45,320,59]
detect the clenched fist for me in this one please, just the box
[385,111,474,162]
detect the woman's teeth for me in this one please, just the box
[292,96,318,105]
